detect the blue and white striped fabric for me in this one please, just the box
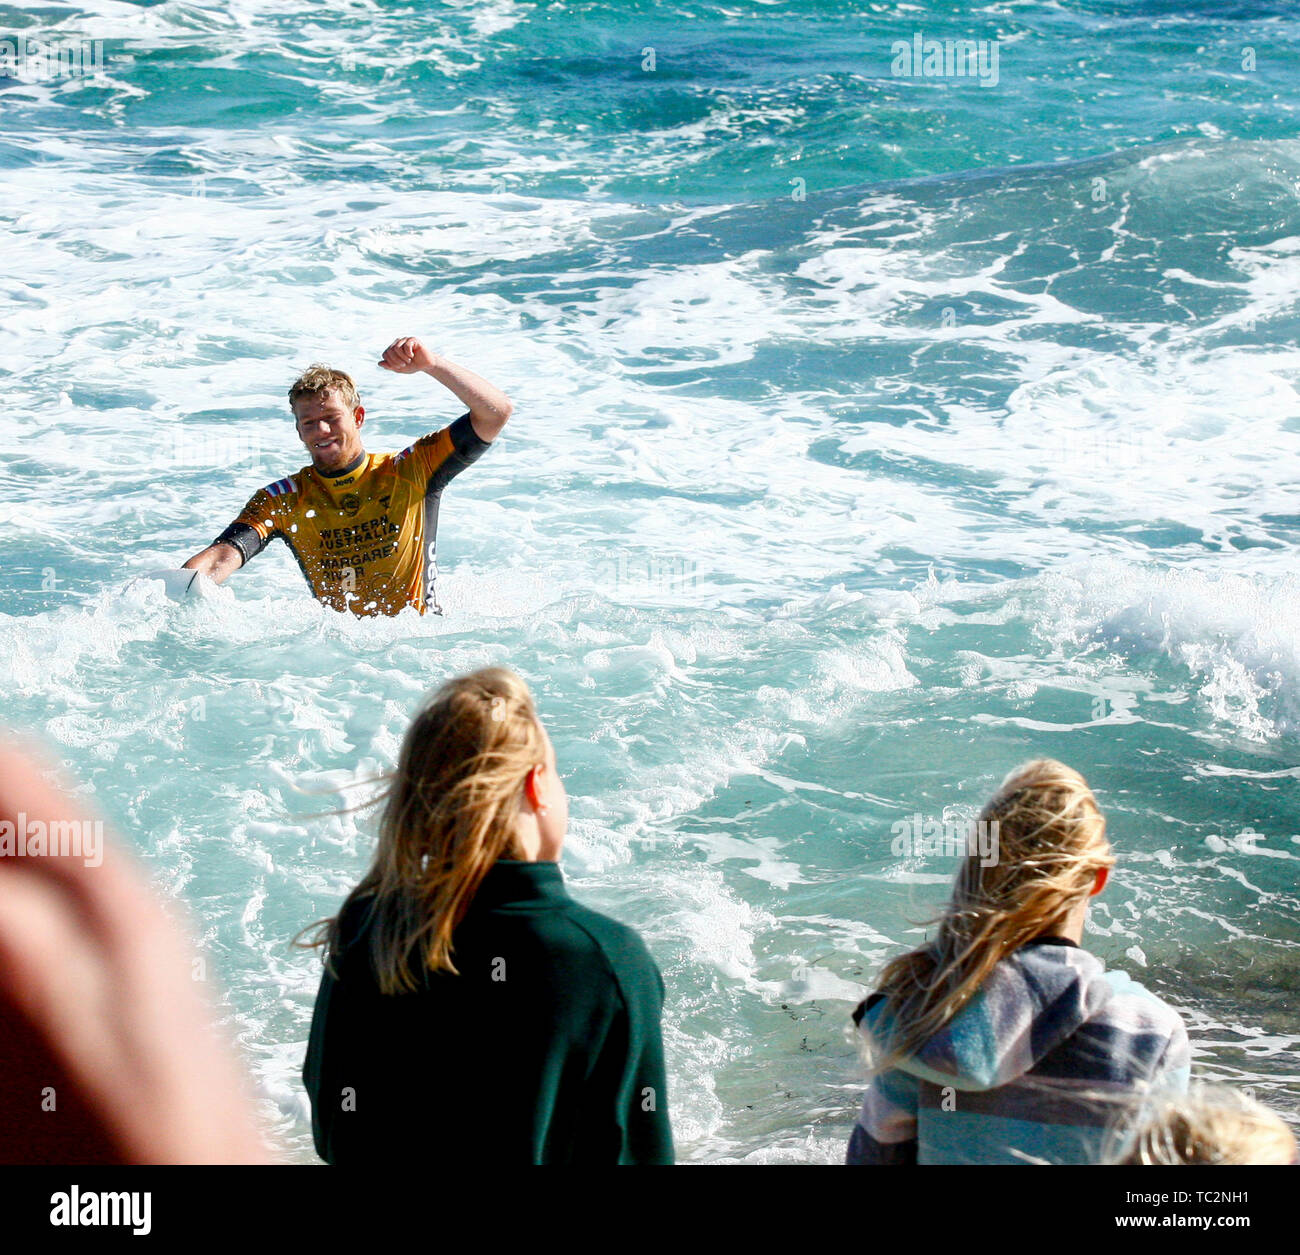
[847,938,1190,1165]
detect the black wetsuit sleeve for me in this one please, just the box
[450,412,492,459]
[212,521,271,568]
[427,412,491,492]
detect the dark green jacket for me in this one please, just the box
[302,859,674,1165]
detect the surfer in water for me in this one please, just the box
[178,337,511,616]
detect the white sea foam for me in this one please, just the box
[4,76,1300,1164]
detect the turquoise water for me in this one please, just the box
[2,1,1298,1160]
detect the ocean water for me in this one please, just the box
[2,0,1299,1161]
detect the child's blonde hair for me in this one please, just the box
[869,759,1114,1067]
[1115,1083,1297,1165]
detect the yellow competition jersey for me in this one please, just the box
[212,413,490,616]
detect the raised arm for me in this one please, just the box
[377,336,513,443]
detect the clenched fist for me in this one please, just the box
[377,336,439,374]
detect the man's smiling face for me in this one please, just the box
[293,390,366,473]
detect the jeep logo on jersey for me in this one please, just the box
[340,493,361,517]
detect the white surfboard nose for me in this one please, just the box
[136,568,202,601]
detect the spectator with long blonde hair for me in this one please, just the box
[300,667,673,1165]
[1113,1083,1297,1165]
[847,759,1189,1165]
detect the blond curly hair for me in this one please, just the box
[288,363,360,415]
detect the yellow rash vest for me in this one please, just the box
[212,413,490,616]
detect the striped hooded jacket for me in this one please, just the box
[846,937,1191,1165]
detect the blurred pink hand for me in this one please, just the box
[0,739,270,1164]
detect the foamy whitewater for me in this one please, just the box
[2,1,1297,1160]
